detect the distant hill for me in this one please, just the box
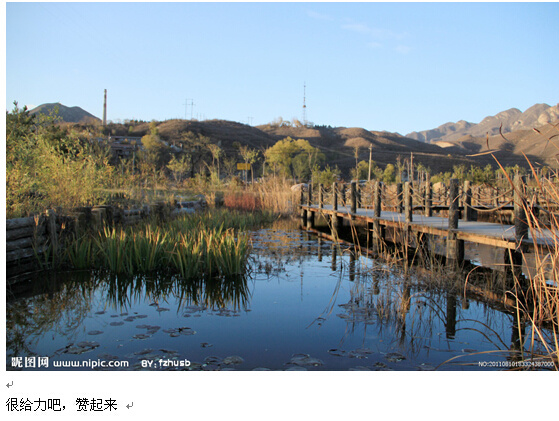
[407,103,559,144]
[29,103,101,124]
[106,119,480,176]
[430,121,559,168]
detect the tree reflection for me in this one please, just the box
[6,269,251,359]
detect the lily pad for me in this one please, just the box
[133,333,152,340]
[204,356,222,364]
[349,366,371,371]
[178,327,196,335]
[288,353,324,367]
[327,349,347,357]
[110,321,124,326]
[87,330,104,336]
[156,307,170,312]
[77,341,99,348]
[162,328,178,334]
[223,356,244,365]
[94,311,106,315]
[384,352,406,362]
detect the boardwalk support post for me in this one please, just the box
[331,182,342,235]
[447,178,464,264]
[319,184,324,209]
[300,188,307,227]
[306,183,314,228]
[463,180,474,221]
[350,181,357,217]
[404,182,413,223]
[372,181,385,246]
[508,175,529,269]
[397,183,403,213]
[424,180,432,217]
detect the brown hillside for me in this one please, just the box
[82,117,558,178]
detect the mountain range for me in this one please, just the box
[406,103,559,144]
[27,101,559,174]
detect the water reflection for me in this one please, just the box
[6,218,555,371]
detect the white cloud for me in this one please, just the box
[341,22,373,35]
[368,41,383,49]
[307,10,334,21]
[341,20,406,41]
[395,45,411,54]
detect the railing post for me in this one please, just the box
[356,183,362,208]
[447,178,464,264]
[350,181,357,216]
[332,182,342,235]
[319,183,324,209]
[514,175,529,250]
[424,180,432,217]
[306,183,314,228]
[493,186,499,208]
[463,180,473,221]
[332,182,338,211]
[372,181,384,247]
[448,179,459,229]
[300,188,307,226]
[404,181,412,222]
[374,181,382,218]
[514,175,528,241]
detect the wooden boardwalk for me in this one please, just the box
[298,177,557,266]
[301,204,556,253]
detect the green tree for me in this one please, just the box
[181,131,211,178]
[166,155,190,183]
[265,137,324,180]
[239,146,260,184]
[207,143,223,179]
[6,102,113,217]
[313,165,341,187]
[351,160,370,181]
[382,164,396,184]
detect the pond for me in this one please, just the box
[6,219,555,371]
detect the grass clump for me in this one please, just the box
[62,209,262,279]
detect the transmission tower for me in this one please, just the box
[302,82,307,126]
[103,89,107,126]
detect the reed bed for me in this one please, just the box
[506,165,559,369]
[62,209,260,280]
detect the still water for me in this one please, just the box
[6,220,553,371]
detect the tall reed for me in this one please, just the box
[62,210,254,280]
[505,163,559,369]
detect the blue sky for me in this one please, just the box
[5,1,559,135]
